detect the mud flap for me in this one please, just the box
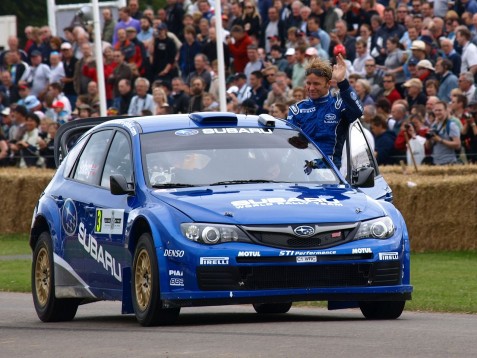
[121,267,133,314]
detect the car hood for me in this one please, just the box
[151,185,386,224]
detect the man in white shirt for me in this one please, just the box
[128,77,155,115]
[49,51,65,84]
[456,26,477,75]
[25,50,50,98]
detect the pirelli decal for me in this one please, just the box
[95,209,125,235]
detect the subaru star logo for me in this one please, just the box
[62,199,78,236]
[293,225,315,237]
[175,129,199,136]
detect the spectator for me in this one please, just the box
[440,38,462,77]
[260,6,286,53]
[462,106,477,163]
[186,53,212,92]
[458,72,476,104]
[171,77,190,114]
[152,86,169,114]
[49,51,65,84]
[9,112,41,168]
[128,77,154,115]
[202,92,219,111]
[150,23,177,84]
[370,115,397,165]
[60,42,78,110]
[321,0,340,34]
[455,25,477,76]
[25,50,50,99]
[102,8,116,44]
[292,45,307,88]
[112,78,134,115]
[242,0,262,41]
[389,102,408,134]
[244,45,264,84]
[436,58,458,103]
[0,126,8,166]
[113,7,141,45]
[0,71,20,105]
[165,0,185,37]
[189,76,206,112]
[73,43,93,96]
[109,50,133,99]
[229,72,252,105]
[382,37,407,94]
[416,60,438,90]
[363,58,383,100]
[292,86,306,102]
[330,19,356,63]
[4,51,30,85]
[425,101,461,165]
[38,122,59,169]
[403,78,427,108]
[353,39,372,76]
[179,26,203,83]
[248,70,267,114]
[382,73,402,106]
[228,25,254,73]
[355,79,374,106]
[263,71,291,112]
[48,82,72,118]
[17,85,41,112]
[269,102,288,119]
[128,0,142,20]
[137,16,154,47]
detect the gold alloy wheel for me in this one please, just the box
[135,249,152,311]
[35,247,50,307]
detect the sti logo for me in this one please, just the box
[293,225,315,237]
[62,199,78,236]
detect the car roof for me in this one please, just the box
[104,113,292,134]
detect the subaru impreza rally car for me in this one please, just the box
[30,112,412,326]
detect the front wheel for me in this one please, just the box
[131,233,180,326]
[253,302,292,314]
[359,301,405,320]
[31,232,79,322]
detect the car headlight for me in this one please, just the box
[181,223,251,245]
[355,217,395,240]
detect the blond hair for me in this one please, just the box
[305,57,332,81]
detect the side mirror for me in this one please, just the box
[351,167,375,188]
[110,174,135,195]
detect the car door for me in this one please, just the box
[345,120,393,202]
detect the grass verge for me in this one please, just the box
[1,235,476,313]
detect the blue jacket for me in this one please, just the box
[287,80,364,168]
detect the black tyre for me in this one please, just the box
[31,232,79,322]
[131,233,180,326]
[253,302,292,314]
[359,301,405,320]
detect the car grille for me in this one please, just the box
[241,224,358,250]
[197,261,401,291]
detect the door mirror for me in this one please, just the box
[351,167,375,188]
[110,174,135,195]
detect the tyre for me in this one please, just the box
[131,233,180,326]
[31,232,79,322]
[253,302,292,314]
[359,301,405,320]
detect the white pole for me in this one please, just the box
[91,0,107,116]
[214,1,227,112]
[47,0,57,36]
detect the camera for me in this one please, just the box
[425,130,437,139]
[464,112,472,119]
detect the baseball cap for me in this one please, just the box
[408,57,419,66]
[285,48,295,56]
[308,32,320,40]
[403,78,423,88]
[226,85,239,94]
[420,35,434,45]
[126,26,137,33]
[23,95,41,110]
[157,23,167,31]
[60,42,72,50]
[234,72,247,80]
[417,59,435,71]
[18,84,29,90]
[31,50,42,57]
[267,35,279,41]
[305,47,318,57]
[1,107,11,116]
[411,40,425,51]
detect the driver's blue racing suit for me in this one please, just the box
[287,80,364,169]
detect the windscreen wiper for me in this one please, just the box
[152,183,198,188]
[209,179,287,186]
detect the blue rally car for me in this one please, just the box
[31,112,412,326]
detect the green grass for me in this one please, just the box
[1,234,476,313]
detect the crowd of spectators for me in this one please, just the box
[1,0,477,169]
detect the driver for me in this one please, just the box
[287,54,364,168]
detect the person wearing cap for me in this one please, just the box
[126,25,149,77]
[455,25,477,76]
[425,100,461,165]
[287,54,364,168]
[151,22,178,83]
[49,51,65,84]
[60,42,78,109]
[307,32,329,61]
[436,59,458,104]
[283,47,296,79]
[17,85,42,112]
[24,50,51,99]
[416,59,437,90]
[113,7,141,46]
[410,40,426,62]
[403,78,427,108]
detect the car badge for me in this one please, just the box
[293,225,315,237]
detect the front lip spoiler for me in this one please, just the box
[162,292,412,308]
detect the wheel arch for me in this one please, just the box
[30,215,51,251]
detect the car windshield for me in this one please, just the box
[141,127,341,187]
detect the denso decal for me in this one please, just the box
[237,251,261,257]
[379,252,399,261]
[202,128,273,134]
[200,257,229,265]
[78,222,122,282]
[352,248,372,254]
[164,250,185,258]
[231,197,342,209]
[279,250,336,256]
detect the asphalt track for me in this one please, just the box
[0,292,476,358]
